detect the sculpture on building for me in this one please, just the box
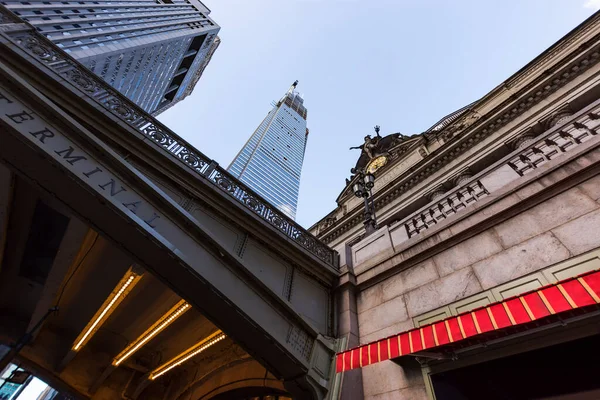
[349,126,409,175]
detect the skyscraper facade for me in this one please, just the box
[3,0,220,114]
[228,81,309,220]
[151,35,220,116]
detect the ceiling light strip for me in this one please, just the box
[149,330,226,380]
[72,268,142,351]
[113,300,191,366]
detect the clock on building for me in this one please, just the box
[366,155,388,174]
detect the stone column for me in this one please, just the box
[334,252,364,400]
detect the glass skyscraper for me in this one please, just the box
[3,0,220,114]
[228,81,309,220]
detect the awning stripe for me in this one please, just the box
[336,269,600,373]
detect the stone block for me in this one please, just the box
[472,233,571,289]
[432,231,502,276]
[390,223,409,248]
[340,368,364,400]
[360,319,414,345]
[339,309,359,337]
[337,286,357,314]
[479,163,521,192]
[353,228,394,267]
[480,193,522,217]
[362,358,424,396]
[381,260,439,303]
[449,192,522,237]
[552,209,600,256]
[578,174,600,202]
[366,386,428,400]
[514,180,546,200]
[405,268,482,317]
[357,285,384,314]
[358,295,408,337]
[493,187,598,248]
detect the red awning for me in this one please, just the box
[336,269,600,373]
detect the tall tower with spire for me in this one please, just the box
[228,81,309,220]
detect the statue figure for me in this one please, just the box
[350,125,383,160]
[349,135,381,160]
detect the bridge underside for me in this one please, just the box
[0,12,337,400]
[0,167,290,399]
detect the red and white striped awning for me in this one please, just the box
[336,269,600,373]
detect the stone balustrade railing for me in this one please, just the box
[0,9,339,269]
[405,180,489,238]
[396,98,600,242]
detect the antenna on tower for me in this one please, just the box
[288,80,299,94]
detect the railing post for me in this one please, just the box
[203,160,218,177]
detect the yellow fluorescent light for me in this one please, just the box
[72,268,142,351]
[149,330,226,380]
[113,300,191,366]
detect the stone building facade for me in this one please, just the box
[311,11,600,400]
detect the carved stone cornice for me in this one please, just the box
[317,40,600,245]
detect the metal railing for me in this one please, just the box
[0,8,339,269]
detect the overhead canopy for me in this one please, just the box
[336,269,600,373]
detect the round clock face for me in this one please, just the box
[366,156,388,174]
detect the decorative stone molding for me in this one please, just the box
[441,111,481,140]
[453,171,473,187]
[512,133,537,150]
[428,187,447,201]
[0,7,21,24]
[508,112,599,176]
[546,106,573,129]
[405,180,489,238]
[390,99,600,244]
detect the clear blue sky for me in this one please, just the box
[159,0,599,229]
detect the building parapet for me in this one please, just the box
[393,98,600,244]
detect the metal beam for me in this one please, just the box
[26,220,91,341]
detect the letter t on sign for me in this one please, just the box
[0,92,13,104]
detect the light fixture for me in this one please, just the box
[113,300,191,366]
[149,330,226,380]
[72,267,142,351]
[353,170,378,235]
[363,173,375,190]
[353,181,364,197]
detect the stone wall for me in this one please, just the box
[352,166,600,399]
